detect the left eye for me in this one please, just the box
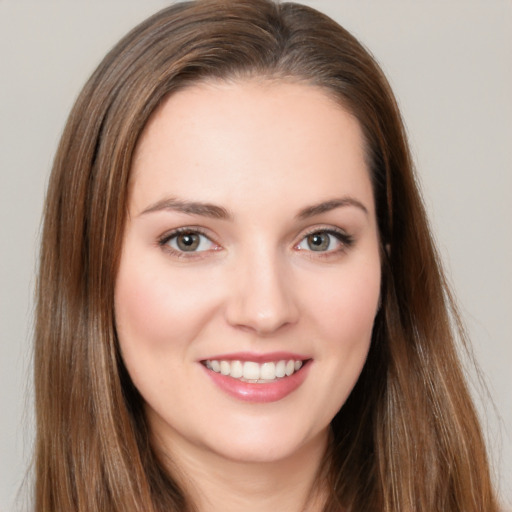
[165,231,216,252]
[296,231,345,252]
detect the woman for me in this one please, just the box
[34,0,499,510]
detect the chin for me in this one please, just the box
[195,420,330,465]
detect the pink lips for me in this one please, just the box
[200,352,311,403]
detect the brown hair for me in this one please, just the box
[35,1,498,510]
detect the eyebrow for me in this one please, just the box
[296,197,368,219]
[139,196,367,220]
[139,197,232,219]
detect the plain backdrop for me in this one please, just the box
[1,1,511,510]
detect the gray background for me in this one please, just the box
[1,1,511,510]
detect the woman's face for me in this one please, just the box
[115,80,381,465]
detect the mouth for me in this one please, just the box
[199,352,312,402]
[202,358,307,383]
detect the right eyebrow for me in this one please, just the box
[138,197,232,220]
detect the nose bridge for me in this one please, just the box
[225,241,298,334]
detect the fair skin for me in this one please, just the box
[115,80,381,511]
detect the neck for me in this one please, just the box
[156,430,330,512]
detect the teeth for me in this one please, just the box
[260,362,275,380]
[231,360,243,378]
[220,360,230,375]
[275,360,286,378]
[205,359,303,382]
[243,361,260,380]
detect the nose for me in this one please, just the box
[224,249,299,335]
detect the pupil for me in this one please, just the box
[177,233,199,251]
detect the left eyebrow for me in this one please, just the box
[296,197,368,220]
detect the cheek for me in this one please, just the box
[303,261,380,417]
[305,260,381,345]
[115,268,174,353]
[113,255,219,382]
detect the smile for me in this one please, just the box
[203,359,303,382]
[200,354,311,402]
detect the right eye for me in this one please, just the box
[160,229,218,254]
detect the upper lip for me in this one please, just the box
[199,351,310,364]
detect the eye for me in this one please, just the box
[160,229,217,253]
[296,229,353,253]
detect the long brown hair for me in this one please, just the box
[35,1,498,510]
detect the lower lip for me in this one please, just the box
[202,361,311,403]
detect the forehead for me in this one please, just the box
[129,79,373,217]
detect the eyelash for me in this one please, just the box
[158,227,219,259]
[157,226,354,259]
[296,227,354,257]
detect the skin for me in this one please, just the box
[115,80,381,511]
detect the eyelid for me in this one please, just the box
[158,226,221,257]
[294,225,354,253]
[156,224,354,259]
[158,226,210,244]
